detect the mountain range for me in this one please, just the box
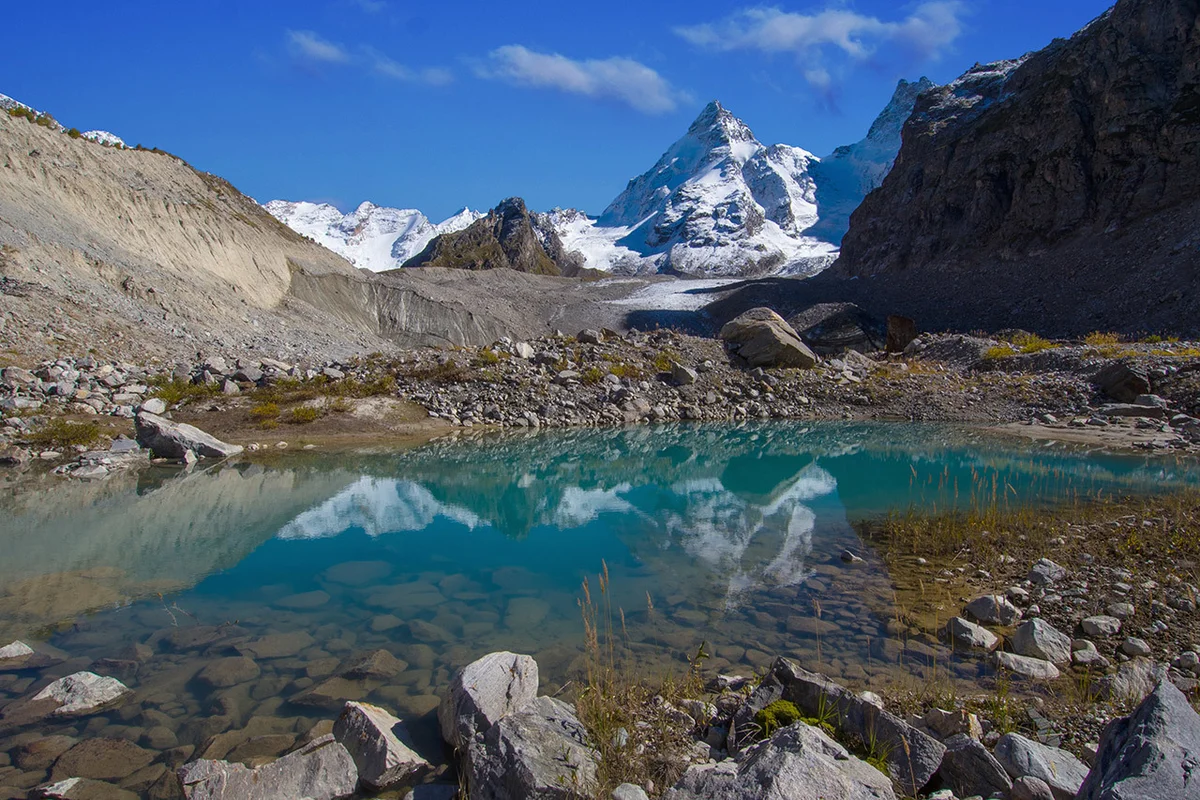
[265,79,931,277]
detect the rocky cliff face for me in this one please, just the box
[833,0,1200,334]
[402,197,571,276]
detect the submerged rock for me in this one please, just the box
[438,651,538,749]
[1077,680,1200,800]
[664,721,895,800]
[177,734,356,800]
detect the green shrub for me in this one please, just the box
[147,376,219,406]
[26,418,103,449]
[753,700,802,738]
[67,127,81,139]
[1013,332,1055,354]
[248,402,279,421]
[285,406,323,424]
[982,345,1017,360]
[34,112,55,128]
[581,366,605,385]
[1084,331,1120,346]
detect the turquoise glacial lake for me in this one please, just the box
[0,422,1197,767]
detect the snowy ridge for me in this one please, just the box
[809,77,935,244]
[2,92,125,145]
[262,200,482,272]
[82,130,125,147]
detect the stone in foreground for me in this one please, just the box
[31,777,138,799]
[439,651,538,749]
[177,734,356,800]
[333,701,431,789]
[664,721,896,800]
[1077,680,1200,800]
[467,696,598,800]
[938,733,1012,799]
[994,732,1089,800]
[719,308,818,369]
[134,411,243,460]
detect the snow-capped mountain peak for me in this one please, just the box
[262,200,481,272]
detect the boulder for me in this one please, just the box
[1095,658,1161,703]
[966,594,1022,625]
[994,733,1089,800]
[945,616,1000,652]
[748,659,944,796]
[50,738,155,781]
[134,412,242,460]
[719,308,818,369]
[1026,558,1067,585]
[885,315,918,353]
[139,397,168,415]
[0,641,61,672]
[670,362,698,386]
[32,672,131,718]
[1011,776,1055,800]
[333,702,432,790]
[1093,362,1151,403]
[995,651,1061,680]
[611,784,650,800]
[439,651,538,749]
[466,696,598,800]
[1082,616,1122,637]
[31,778,139,799]
[785,302,885,354]
[1011,619,1072,665]
[1077,680,1200,800]
[664,721,896,800]
[177,734,357,800]
[938,733,1012,799]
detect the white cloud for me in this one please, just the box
[676,2,964,88]
[286,29,350,64]
[369,51,455,86]
[480,45,686,114]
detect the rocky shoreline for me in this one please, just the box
[6,318,1200,477]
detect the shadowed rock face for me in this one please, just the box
[833,0,1200,335]
[403,198,566,276]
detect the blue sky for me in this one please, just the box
[4,0,1112,220]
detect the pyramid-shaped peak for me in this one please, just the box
[687,100,757,145]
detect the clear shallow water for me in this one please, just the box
[1,422,1198,774]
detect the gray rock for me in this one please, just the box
[1098,403,1168,419]
[1121,637,1152,657]
[31,777,139,799]
[467,696,598,800]
[0,640,61,672]
[1077,680,1200,800]
[939,733,1012,799]
[940,618,998,652]
[33,671,131,717]
[1012,619,1072,665]
[177,734,357,800]
[966,594,1022,625]
[663,721,896,800]
[1072,640,1111,669]
[762,659,944,796]
[1082,616,1122,637]
[322,367,345,380]
[994,733,1089,800]
[576,329,602,344]
[611,784,650,800]
[1027,558,1067,585]
[719,308,818,369]
[1106,602,1135,620]
[134,412,243,460]
[670,362,698,386]
[333,701,431,789]
[1093,362,1151,403]
[439,651,539,749]
[995,651,1061,680]
[1010,775,1055,800]
[1096,658,1161,703]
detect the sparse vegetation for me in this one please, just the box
[1084,331,1121,346]
[753,699,802,738]
[147,375,220,406]
[285,405,323,424]
[982,345,1018,360]
[24,418,104,449]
